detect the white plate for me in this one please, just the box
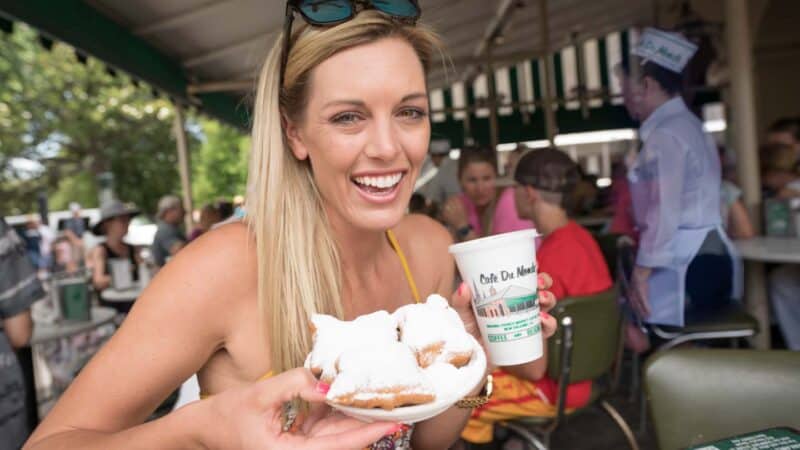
[328,335,487,424]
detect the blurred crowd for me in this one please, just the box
[11,194,246,282]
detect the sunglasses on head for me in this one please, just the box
[280,0,421,86]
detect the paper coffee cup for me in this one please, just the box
[449,229,542,366]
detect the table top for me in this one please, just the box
[101,285,143,302]
[32,306,117,344]
[734,236,800,264]
[687,427,800,450]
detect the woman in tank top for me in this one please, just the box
[89,201,141,313]
[27,5,557,450]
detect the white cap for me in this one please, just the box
[429,139,451,155]
[69,202,81,212]
[631,28,698,74]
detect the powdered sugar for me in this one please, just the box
[328,342,435,401]
[394,294,474,366]
[306,294,487,413]
[422,362,463,399]
[307,311,397,381]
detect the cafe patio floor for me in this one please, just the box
[491,352,659,450]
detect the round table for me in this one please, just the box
[100,286,142,302]
[735,236,800,264]
[32,306,118,345]
[100,285,143,314]
[734,236,800,349]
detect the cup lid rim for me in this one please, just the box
[448,229,538,254]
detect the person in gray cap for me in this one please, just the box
[61,202,86,241]
[462,148,613,443]
[150,195,186,268]
[89,201,141,310]
[417,138,461,207]
[512,147,612,303]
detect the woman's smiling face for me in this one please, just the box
[285,37,430,232]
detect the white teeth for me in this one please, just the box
[353,173,403,189]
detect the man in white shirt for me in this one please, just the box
[623,28,740,327]
[418,139,460,207]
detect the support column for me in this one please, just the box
[726,0,761,219]
[725,0,769,349]
[539,0,557,144]
[172,104,194,232]
[486,47,500,152]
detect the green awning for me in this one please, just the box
[0,0,250,129]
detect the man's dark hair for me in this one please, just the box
[620,58,684,95]
[641,60,683,95]
[768,117,800,141]
[215,199,234,219]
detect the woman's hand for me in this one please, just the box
[203,368,401,450]
[450,272,558,346]
[629,265,652,319]
[441,197,469,229]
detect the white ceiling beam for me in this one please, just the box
[187,79,254,94]
[461,0,524,83]
[134,0,237,36]
[183,30,276,68]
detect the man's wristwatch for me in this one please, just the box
[456,374,493,408]
[456,224,473,240]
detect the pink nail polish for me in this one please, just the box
[384,423,403,436]
[314,382,330,394]
[457,283,466,296]
[541,311,551,320]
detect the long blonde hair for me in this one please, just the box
[245,11,442,373]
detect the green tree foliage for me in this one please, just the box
[0,24,199,215]
[192,119,249,209]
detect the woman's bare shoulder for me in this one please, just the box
[394,214,452,250]
[144,221,258,323]
[392,215,454,293]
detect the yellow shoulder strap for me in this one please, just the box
[258,371,275,381]
[386,229,421,303]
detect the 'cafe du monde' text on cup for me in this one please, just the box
[449,229,542,366]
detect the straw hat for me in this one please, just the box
[92,200,140,235]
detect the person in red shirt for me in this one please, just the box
[461,147,613,445]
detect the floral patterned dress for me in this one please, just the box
[283,402,414,449]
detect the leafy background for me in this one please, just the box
[1,24,249,217]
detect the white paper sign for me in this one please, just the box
[632,28,698,73]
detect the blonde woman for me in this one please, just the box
[26,3,557,449]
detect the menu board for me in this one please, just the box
[688,428,800,450]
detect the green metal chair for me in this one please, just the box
[614,238,759,434]
[592,232,622,278]
[645,349,800,450]
[500,287,639,450]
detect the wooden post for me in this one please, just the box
[486,46,500,153]
[540,0,557,144]
[725,0,761,223]
[172,104,194,232]
[725,0,769,349]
